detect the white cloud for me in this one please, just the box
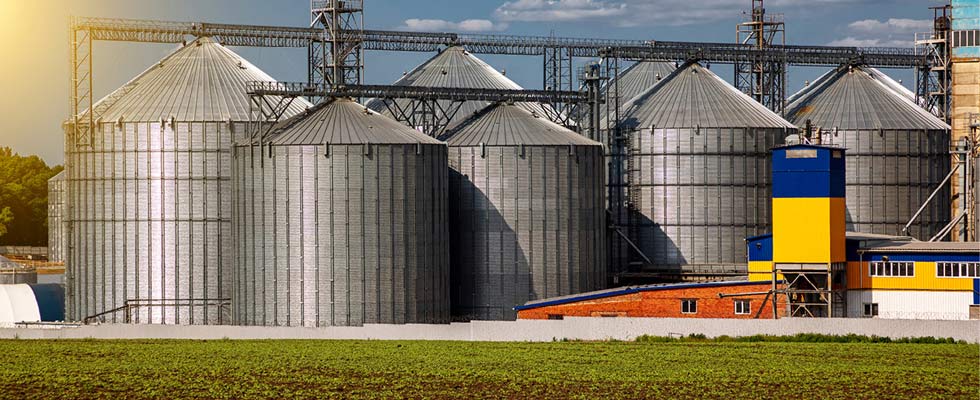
[400,18,508,32]
[494,0,628,22]
[493,0,870,27]
[848,18,932,34]
[826,37,911,48]
[827,18,929,48]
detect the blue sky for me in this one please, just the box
[0,0,942,164]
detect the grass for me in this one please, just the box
[0,338,976,399]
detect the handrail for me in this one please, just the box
[82,298,231,324]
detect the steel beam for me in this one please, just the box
[70,16,924,67]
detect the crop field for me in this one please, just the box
[0,339,976,399]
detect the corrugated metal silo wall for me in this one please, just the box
[47,177,65,263]
[626,127,786,268]
[448,145,606,321]
[232,143,450,326]
[65,121,238,324]
[821,129,950,239]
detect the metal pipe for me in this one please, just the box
[612,227,653,265]
[718,291,771,298]
[903,162,960,235]
[930,210,965,242]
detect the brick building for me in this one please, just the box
[515,281,780,320]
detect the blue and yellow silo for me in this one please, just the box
[771,144,847,266]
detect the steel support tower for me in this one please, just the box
[735,0,786,114]
[915,5,952,124]
[544,32,574,113]
[310,0,364,103]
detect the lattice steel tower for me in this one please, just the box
[915,4,952,124]
[310,0,364,103]
[735,0,785,114]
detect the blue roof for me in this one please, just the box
[514,280,775,311]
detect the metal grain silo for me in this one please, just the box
[233,98,450,327]
[609,62,794,273]
[64,37,310,324]
[606,61,675,106]
[785,65,951,239]
[444,102,605,320]
[365,46,557,126]
[47,171,65,263]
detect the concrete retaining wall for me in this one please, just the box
[2,318,978,343]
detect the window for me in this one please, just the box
[681,299,697,314]
[734,300,751,315]
[863,303,879,317]
[869,261,914,277]
[937,262,980,278]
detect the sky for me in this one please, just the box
[0,0,945,165]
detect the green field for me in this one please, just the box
[0,339,976,399]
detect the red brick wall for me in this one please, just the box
[517,283,782,319]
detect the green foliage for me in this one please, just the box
[0,147,62,245]
[634,333,966,344]
[0,207,11,238]
[0,339,975,399]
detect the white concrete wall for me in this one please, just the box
[847,290,975,320]
[1,318,978,343]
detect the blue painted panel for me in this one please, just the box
[747,235,773,262]
[772,145,845,198]
[773,171,846,198]
[846,239,863,261]
[954,46,980,57]
[973,279,979,305]
[28,284,64,322]
[952,1,979,27]
[864,254,980,262]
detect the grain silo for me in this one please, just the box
[785,65,951,239]
[47,171,65,263]
[609,61,794,273]
[64,37,310,324]
[444,102,605,320]
[233,98,450,327]
[365,46,557,126]
[606,61,675,106]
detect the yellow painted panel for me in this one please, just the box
[748,261,782,282]
[774,198,831,263]
[748,261,774,273]
[846,261,974,291]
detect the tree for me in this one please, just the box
[0,206,11,239]
[0,147,62,245]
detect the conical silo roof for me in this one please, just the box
[443,102,598,146]
[617,62,795,129]
[606,61,675,104]
[89,37,310,122]
[785,65,949,130]
[366,46,557,123]
[263,98,443,145]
